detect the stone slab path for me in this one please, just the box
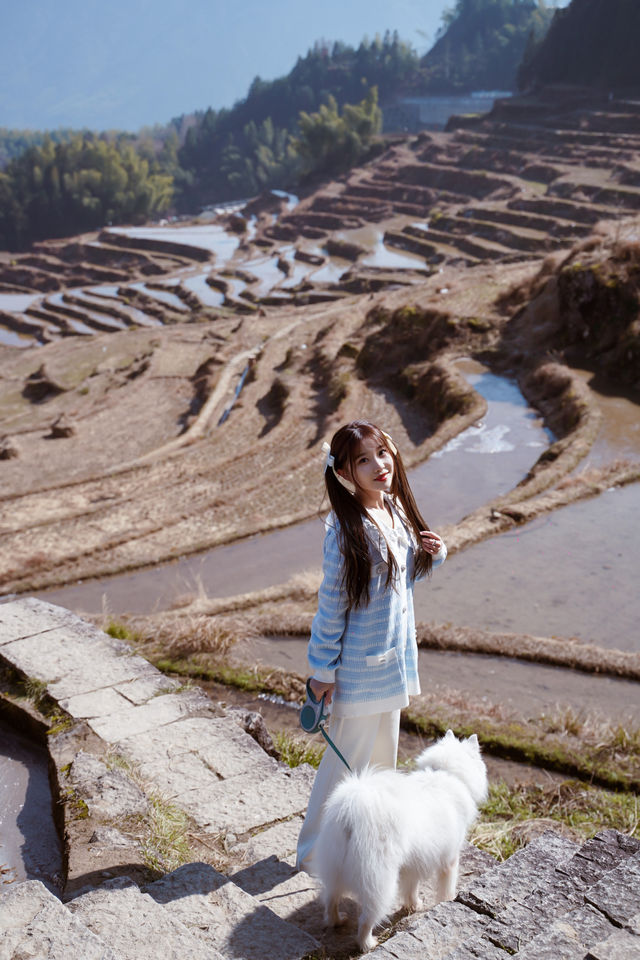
[1,597,639,959]
[0,598,318,959]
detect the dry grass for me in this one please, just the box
[166,570,321,618]
[150,615,259,658]
[119,552,640,681]
[473,778,640,861]
[405,687,640,791]
[417,619,640,681]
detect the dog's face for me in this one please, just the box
[415,730,488,804]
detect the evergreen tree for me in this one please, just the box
[518,0,640,91]
[0,133,173,250]
[422,0,556,92]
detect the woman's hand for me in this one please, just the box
[309,678,336,704]
[420,530,444,555]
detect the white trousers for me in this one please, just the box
[295,709,400,875]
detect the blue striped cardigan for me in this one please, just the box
[307,498,447,718]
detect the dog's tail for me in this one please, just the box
[321,768,399,892]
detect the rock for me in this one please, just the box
[60,687,134,719]
[516,904,617,959]
[0,435,19,459]
[89,827,138,849]
[457,832,579,917]
[229,816,303,863]
[49,414,76,438]
[0,879,119,959]
[0,614,160,701]
[114,674,180,706]
[68,876,225,960]
[0,597,91,645]
[586,928,640,960]
[145,861,319,960]
[557,830,640,890]
[87,688,212,743]
[23,363,67,401]
[225,705,279,757]
[69,750,148,819]
[585,854,640,927]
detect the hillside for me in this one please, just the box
[1,87,640,595]
[519,0,640,91]
[422,0,554,93]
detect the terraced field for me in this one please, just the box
[0,89,639,598]
[2,90,640,350]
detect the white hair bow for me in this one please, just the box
[321,441,335,472]
[321,440,355,494]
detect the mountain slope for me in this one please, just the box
[519,0,640,90]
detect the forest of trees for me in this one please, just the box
[0,134,174,250]
[0,1,587,250]
[422,0,556,92]
[176,33,415,209]
[518,0,640,91]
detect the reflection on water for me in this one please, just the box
[47,293,94,334]
[271,189,299,211]
[0,292,39,312]
[0,326,35,348]
[420,482,640,652]
[396,92,511,130]
[241,252,290,296]
[335,225,428,270]
[280,251,314,289]
[87,284,120,298]
[361,236,427,269]
[410,360,551,523]
[0,720,62,892]
[39,360,552,617]
[244,634,640,723]
[308,259,349,285]
[183,273,225,307]
[573,369,640,464]
[110,225,240,263]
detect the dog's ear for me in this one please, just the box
[468,734,479,749]
[445,729,455,740]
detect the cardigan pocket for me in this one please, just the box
[365,645,398,667]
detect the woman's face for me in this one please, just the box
[341,435,394,505]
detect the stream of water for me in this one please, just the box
[0,720,62,892]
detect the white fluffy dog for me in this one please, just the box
[315,730,488,952]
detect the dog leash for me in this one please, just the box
[300,679,352,771]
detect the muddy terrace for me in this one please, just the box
[0,89,639,799]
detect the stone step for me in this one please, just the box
[371,830,640,960]
[0,880,121,960]
[144,860,319,960]
[116,715,315,835]
[457,830,580,918]
[368,833,577,958]
[586,918,640,960]
[230,829,495,954]
[230,816,321,920]
[67,876,226,960]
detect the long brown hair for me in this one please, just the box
[324,420,432,609]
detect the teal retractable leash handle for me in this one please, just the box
[300,679,351,772]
